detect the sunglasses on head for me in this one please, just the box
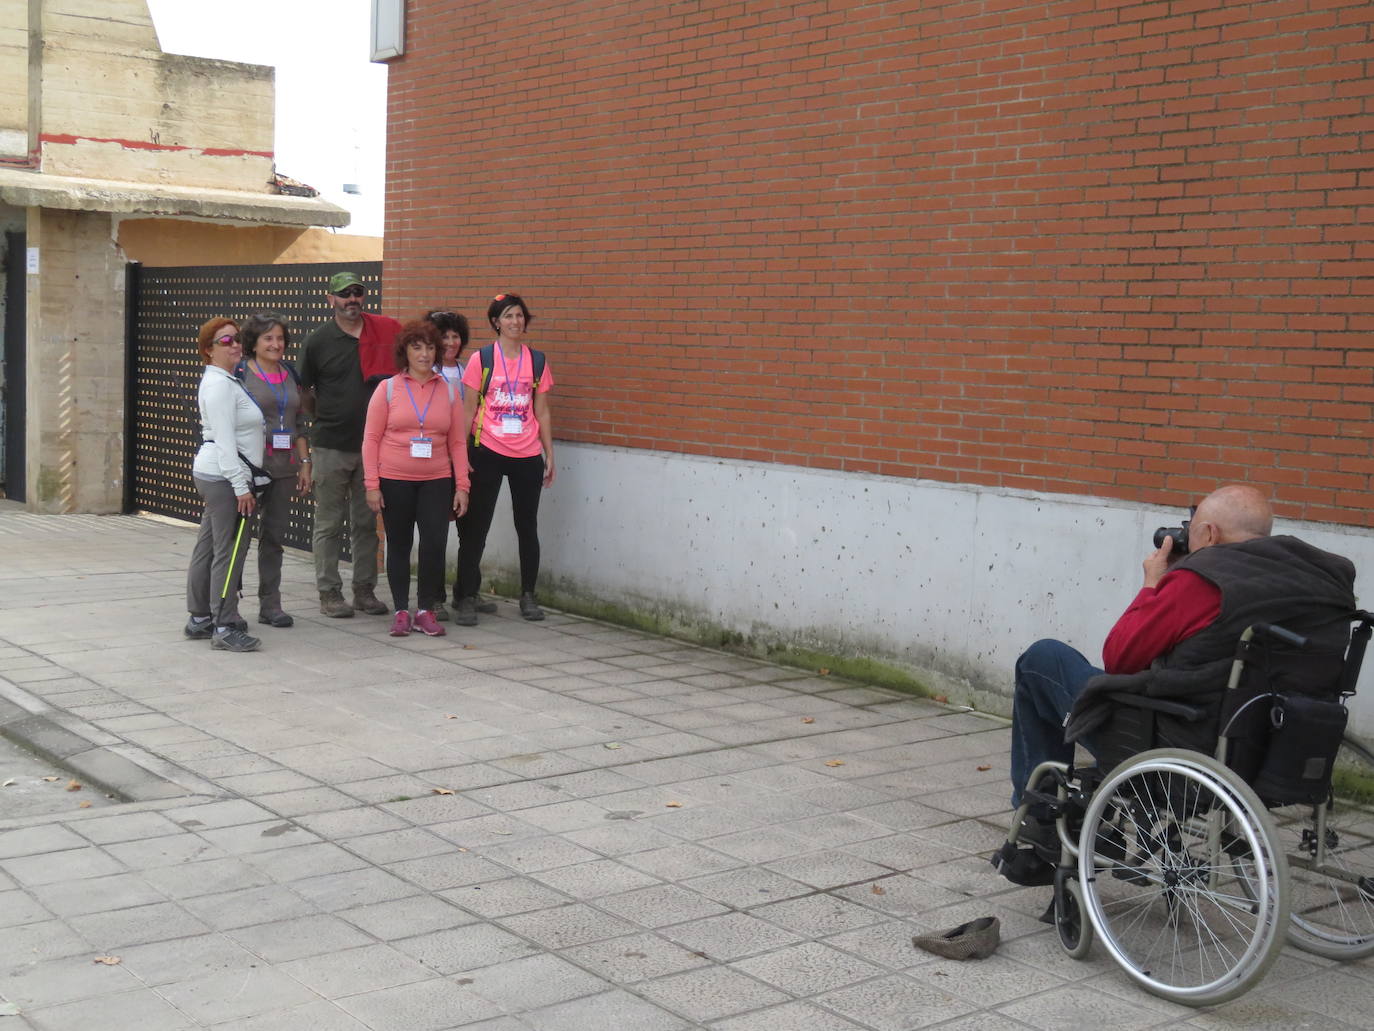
[335,286,365,298]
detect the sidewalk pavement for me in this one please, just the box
[1,506,1368,1030]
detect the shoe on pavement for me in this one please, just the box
[353,586,388,615]
[211,626,261,652]
[452,596,479,626]
[320,589,354,618]
[519,592,545,621]
[184,615,213,640]
[432,604,450,622]
[912,917,1000,960]
[414,610,446,637]
[476,596,498,614]
[258,609,294,628]
[389,610,413,637]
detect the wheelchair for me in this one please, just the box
[995,612,1374,1007]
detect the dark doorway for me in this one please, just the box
[2,229,26,502]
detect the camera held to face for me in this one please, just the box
[1153,506,1196,556]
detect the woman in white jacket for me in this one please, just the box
[184,317,266,652]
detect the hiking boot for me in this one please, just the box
[258,608,294,628]
[211,626,261,652]
[519,592,545,621]
[432,604,450,622]
[414,610,446,637]
[320,589,354,618]
[353,585,388,615]
[184,615,213,640]
[389,610,413,637]
[476,596,498,614]
[452,596,479,626]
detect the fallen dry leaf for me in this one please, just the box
[66,780,82,792]
[604,742,622,750]
[432,788,455,795]
[871,884,886,895]
[93,956,121,965]
[976,764,991,772]
[818,667,831,675]
[824,760,845,767]
[445,714,459,720]
[933,694,948,703]
[463,644,476,650]
[801,717,815,724]
[457,847,469,853]
[42,776,59,782]
[1,778,14,787]
[78,801,92,809]
[664,801,683,808]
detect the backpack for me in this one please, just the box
[472,342,546,446]
[385,374,456,406]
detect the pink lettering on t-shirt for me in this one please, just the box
[462,345,554,458]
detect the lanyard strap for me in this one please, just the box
[496,343,525,410]
[402,375,436,430]
[249,360,289,427]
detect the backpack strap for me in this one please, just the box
[472,344,496,446]
[530,347,546,391]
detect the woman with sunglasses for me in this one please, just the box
[183,317,265,653]
[236,313,311,629]
[362,320,471,637]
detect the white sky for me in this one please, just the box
[146,0,388,237]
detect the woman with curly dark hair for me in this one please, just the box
[362,320,471,637]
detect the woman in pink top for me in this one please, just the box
[454,293,555,623]
[362,321,471,637]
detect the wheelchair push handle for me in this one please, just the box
[1247,623,1308,649]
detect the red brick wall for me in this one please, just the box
[385,0,1374,526]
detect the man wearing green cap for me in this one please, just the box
[298,271,401,617]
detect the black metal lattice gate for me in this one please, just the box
[126,261,383,551]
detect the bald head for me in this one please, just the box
[1194,484,1273,545]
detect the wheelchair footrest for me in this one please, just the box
[991,842,1057,887]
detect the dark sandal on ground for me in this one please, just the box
[912,917,1001,960]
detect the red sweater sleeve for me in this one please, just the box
[1102,569,1222,674]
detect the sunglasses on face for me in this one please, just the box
[215,334,239,345]
[335,286,365,298]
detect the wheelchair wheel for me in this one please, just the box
[1053,869,1092,958]
[1078,748,1288,1007]
[1269,732,1374,959]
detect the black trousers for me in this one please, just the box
[379,476,452,612]
[456,446,544,598]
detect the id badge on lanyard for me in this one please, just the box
[410,437,433,459]
[272,430,292,451]
[500,414,523,436]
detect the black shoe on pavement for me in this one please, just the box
[519,593,545,621]
[476,596,498,614]
[211,626,261,652]
[258,609,294,628]
[453,596,479,626]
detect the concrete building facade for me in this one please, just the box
[0,0,350,512]
[381,1,1374,718]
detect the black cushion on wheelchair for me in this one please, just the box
[990,842,1056,887]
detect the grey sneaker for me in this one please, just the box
[320,589,354,618]
[476,596,498,614]
[432,604,450,622]
[453,596,479,626]
[211,626,261,652]
[258,608,294,628]
[519,593,545,621]
[353,585,388,615]
[184,615,213,640]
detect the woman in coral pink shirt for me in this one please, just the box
[362,321,470,637]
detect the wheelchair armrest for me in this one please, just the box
[1102,691,1210,723]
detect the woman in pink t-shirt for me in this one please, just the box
[362,321,471,637]
[453,293,555,623]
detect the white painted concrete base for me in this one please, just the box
[472,443,1374,733]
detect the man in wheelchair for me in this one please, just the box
[997,483,1357,886]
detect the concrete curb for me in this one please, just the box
[0,682,223,804]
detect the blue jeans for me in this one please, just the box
[1010,639,1102,807]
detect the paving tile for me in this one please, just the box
[622,843,743,881]
[392,923,541,974]
[480,835,604,873]
[241,841,369,883]
[118,932,263,986]
[28,872,166,917]
[0,888,53,927]
[595,883,730,928]
[1,955,141,1009]
[1,847,126,887]
[441,874,572,917]
[637,964,791,1023]
[337,893,476,939]
[997,982,1175,1030]
[336,827,453,865]
[158,966,318,1025]
[197,820,320,855]
[386,851,510,891]
[7,917,95,962]
[522,988,691,1031]
[753,894,888,937]
[530,858,661,900]
[561,930,713,984]
[817,973,977,1030]
[182,882,320,930]
[68,811,185,845]
[138,855,274,900]
[289,866,420,912]
[336,976,503,1031]
[165,798,275,830]
[709,1000,873,1030]
[662,912,805,961]
[682,866,811,909]
[294,807,411,839]
[279,942,436,998]
[498,901,640,949]
[69,900,210,950]
[731,940,884,995]
[205,999,374,1030]
[23,987,198,1031]
[104,833,229,870]
[227,913,374,962]
[463,951,609,1010]
[762,849,892,889]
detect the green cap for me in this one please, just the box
[327,270,364,294]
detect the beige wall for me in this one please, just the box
[0,0,23,141]
[33,1,275,191]
[25,206,126,513]
[117,219,382,267]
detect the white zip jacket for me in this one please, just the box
[193,365,265,497]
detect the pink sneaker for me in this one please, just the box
[414,609,446,637]
[389,610,413,637]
